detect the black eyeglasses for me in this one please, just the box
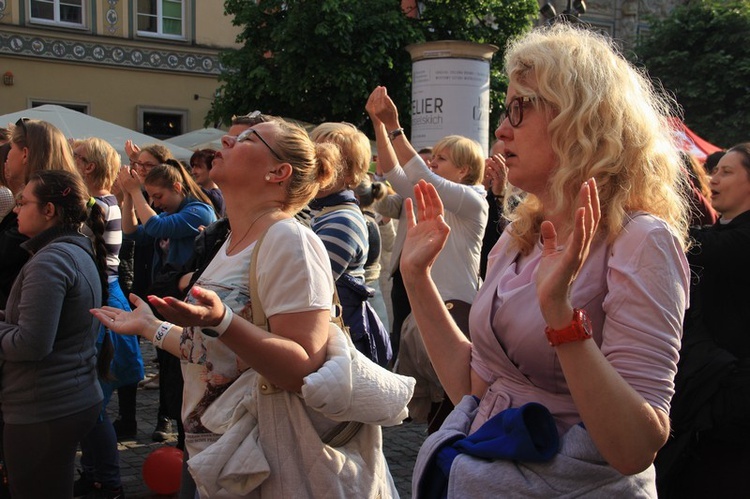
[236,128,283,161]
[499,96,536,128]
[231,110,268,127]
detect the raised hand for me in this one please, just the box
[90,294,157,336]
[485,153,508,197]
[366,86,400,130]
[125,139,141,163]
[400,180,451,278]
[147,286,225,328]
[535,178,601,328]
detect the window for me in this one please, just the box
[137,0,184,39]
[31,100,89,114]
[138,107,186,139]
[29,0,85,27]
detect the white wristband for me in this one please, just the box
[152,321,173,349]
[202,304,233,338]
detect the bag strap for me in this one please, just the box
[247,225,362,447]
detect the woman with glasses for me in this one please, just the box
[367,89,488,429]
[92,116,402,497]
[0,170,109,499]
[400,24,690,496]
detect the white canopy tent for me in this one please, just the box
[0,105,193,162]
[164,127,225,151]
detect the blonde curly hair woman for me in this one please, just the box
[401,24,690,497]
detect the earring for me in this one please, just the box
[265,174,271,181]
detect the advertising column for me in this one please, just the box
[406,41,498,156]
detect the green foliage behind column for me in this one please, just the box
[635,0,750,148]
[208,0,537,138]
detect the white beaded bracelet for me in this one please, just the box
[201,304,234,338]
[152,321,173,349]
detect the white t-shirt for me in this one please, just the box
[180,218,334,457]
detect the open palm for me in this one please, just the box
[535,179,600,324]
[400,180,451,277]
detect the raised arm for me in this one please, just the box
[535,179,680,475]
[366,87,401,175]
[399,180,481,401]
[367,86,420,171]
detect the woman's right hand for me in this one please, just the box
[400,180,451,278]
[485,153,508,196]
[366,86,400,130]
[125,140,141,164]
[90,294,157,336]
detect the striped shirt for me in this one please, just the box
[96,194,122,279]
[311,198,369,281]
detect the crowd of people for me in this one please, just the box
[0,21,745,499]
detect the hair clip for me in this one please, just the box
[61,187,71,197]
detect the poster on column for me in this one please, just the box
[410,57,492,156]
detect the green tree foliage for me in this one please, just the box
[635,0,750,148]
[208,0,537,134]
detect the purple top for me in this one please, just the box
[469,213,689,435]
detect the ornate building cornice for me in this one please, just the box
[0,30,223,76]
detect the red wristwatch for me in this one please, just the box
[544,308,593,347]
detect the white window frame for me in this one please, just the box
[136,0,186,41]
[28,0,86,29]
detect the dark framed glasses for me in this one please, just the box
[236,128,283,161]
[499,96,536,128]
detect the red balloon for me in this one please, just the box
[142,446,183,495]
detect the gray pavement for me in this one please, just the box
[84,340,427,498]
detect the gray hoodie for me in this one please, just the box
[0,227,103,424]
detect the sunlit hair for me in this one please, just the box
[144,159,214,208]
[310,122,371,188]
[0,127,11,143]
[190,149,217,171]
[726,143,750,178]
[504,24,689,254]
[432,135,485,186]
[11,119,77,182]
[79,137,121,191]
[139,144,174,164]
[264,117,337,213]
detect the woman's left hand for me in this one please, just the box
[90,294,157,336]
[535,178,600,328]
[147,286,225,328]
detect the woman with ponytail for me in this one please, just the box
[0,170,109,498]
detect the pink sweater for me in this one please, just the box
[469,213,689,435]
